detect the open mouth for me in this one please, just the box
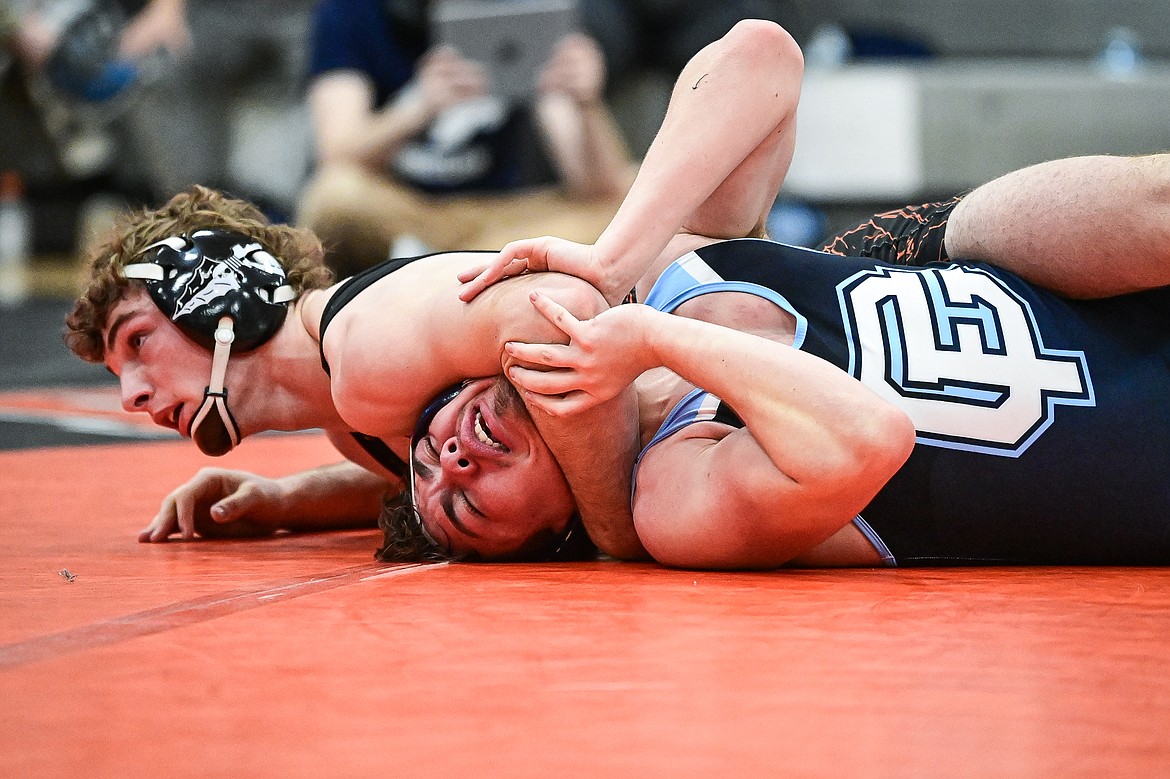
[473,409,506,451]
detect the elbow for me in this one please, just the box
[884,405,917,468]
[723,19,804,77]
[808,402,915,510]
[854,404,916,487]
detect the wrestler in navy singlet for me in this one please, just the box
[639,238,1170,565]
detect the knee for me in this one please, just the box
[296,165,394,276]
[296,164,374,233]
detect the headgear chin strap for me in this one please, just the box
[407,383,467,546]
[122,229,296,457]
[189,317,242,456]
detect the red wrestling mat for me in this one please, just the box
[3,435,1170,777]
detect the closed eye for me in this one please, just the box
[460,491,485,519]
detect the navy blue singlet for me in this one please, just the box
[639,239,1170,565]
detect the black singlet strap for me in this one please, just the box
[712,400,743,430]
[318,254,424,375]
[351,432,409,482]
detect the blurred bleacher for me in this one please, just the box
[3,0,1170,293]
[782,0,1170,230]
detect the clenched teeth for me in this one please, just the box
[474,411,504,449]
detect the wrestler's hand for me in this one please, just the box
[138,468,285,542]
[459,236,619,303]
[503,291,654,415]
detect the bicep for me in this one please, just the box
[633,426,859,569]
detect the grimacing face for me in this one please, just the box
[410,377,575,559]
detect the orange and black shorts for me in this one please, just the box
[820,196,963,267]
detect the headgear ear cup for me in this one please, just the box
[122,230,296,456]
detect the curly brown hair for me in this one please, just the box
[64,186,336,363]
[375,491,463,564]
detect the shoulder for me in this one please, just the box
[321,254,474,433]
[474,270,607,320]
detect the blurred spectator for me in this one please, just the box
[296,0,635,275]
[1,0,151,187]
[582,0,810,82]
[2,0,314,220]
[121,0,315,216]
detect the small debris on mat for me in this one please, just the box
[58,569,76,583]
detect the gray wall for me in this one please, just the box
[818,0,1169,58]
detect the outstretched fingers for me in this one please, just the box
[458,239,547,302]
[139,499,180,543]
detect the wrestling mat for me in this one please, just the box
[3,386,1170,777]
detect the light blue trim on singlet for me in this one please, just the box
[635,253,896,566]
[635,387,722,477]
[643,251,810,351]
[852,515,898,566]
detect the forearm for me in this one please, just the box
[273,461,389,533]
[946,153,1170,298]
[499,280,646,558]
[538,95,634,201]
[350,89,435,168]
[641,308,912,484]
[590,20,802,298]
[311,76,434,170]
[527,384,647,560]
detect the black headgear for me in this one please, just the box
[123,229,294,352]
[122,229,296,457]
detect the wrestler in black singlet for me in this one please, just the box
[316,252,493,480]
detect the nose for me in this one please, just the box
[439,436,477,476]
[119,367,152,413]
